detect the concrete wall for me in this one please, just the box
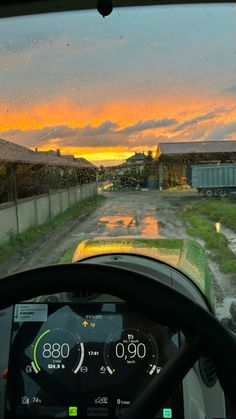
[36,195,50,226]
[0,183,97,245]
[17,199,36,233]
[75,187,81,202]
[0,204,18,243]
[50,192,61,218]
[61,190,69,213]
[69,187,76,205]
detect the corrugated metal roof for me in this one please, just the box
[0,138,95,169]
[158,140,236,155]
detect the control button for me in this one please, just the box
[80,366,88,373]
[21,396,29,405]
[99,366,106,374]
[69,406,78,416]
[163,408,172,418]
[25,365,32,374]
[94,396,108,405]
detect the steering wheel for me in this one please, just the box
[1,262,236,418]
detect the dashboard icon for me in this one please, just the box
[21,396,30,405]
[69,406,78,416]
[94,396,108,405]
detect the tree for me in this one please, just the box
[142,150,157,185]
[147,150,153,161]
[98,164,106,181]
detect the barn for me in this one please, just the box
[155,141,236,189]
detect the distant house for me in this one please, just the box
[120,153,148,174]
[104,152,154,180]
[33,148,95,168]
[126,152,148,165]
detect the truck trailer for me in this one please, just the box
[191,163,236,197]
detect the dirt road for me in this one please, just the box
[0,190,192,275]
[0,190,235,316]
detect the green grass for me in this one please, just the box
[60,245,77,263]
[0,195,106,262]
[182,200,236,232]
[180,209,236,273]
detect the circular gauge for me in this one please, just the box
[31,328,84,375]
[104,328,158,376]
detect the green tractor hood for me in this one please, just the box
[73,238,214,310]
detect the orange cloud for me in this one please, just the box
[0,89,234,132]
[1,89,235,165]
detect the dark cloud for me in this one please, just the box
[118,119,178,135]
[2,121,118,146]
[83,121,118,136]
[34,125,74,141]
[173,111,219,132]
[204,121,236,141]
[1,118,178,148]
[3,115,234,150]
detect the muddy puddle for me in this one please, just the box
[98,214,163,238]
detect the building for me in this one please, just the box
[0,138,96,202]
[102,151,158,189]
[155,140,236,188]
[106,152,149,177]
[126,152,148,166]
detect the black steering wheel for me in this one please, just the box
[1,262,236,418]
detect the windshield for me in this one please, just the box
[0,3,235,322]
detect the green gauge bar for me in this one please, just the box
[33,329,50,372]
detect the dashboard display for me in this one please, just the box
[6,303,184,418]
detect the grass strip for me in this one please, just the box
[182,201,236,232]
[180,209,236,273]
[0,195,106,262]
[60,246,77,263]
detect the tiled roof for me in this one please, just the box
[75,157,92,165]
[61,154,76,162]
[0,138,95,169]
[158,140,236,155]
[0,138,38,164]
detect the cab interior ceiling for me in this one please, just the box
[0,0,234,18]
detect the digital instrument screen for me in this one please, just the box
[6,303,184,418]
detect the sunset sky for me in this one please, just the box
[0,4,235,166]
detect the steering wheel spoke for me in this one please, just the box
[123,335,203,418]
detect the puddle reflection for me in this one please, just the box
[99,216,136,229]
[140,215,159,238]
[99,214,160,238]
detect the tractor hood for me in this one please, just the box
[73,238,214,308]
